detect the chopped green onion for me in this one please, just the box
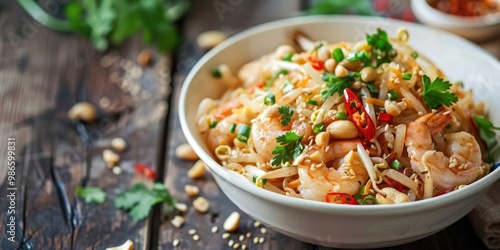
[209,120,218,128]
[361,195,377,205]
[306,99,318,106]
[211,67,222,78]
[336,111,347,120]
[351,72,361,77]
[313,123,324,133]
[252,175,268,185]
[402,73,412,80]
[411,52,418,59]
[388,89,399,101]
[236,124,251,142]
[357,50,372,65]
[229,123,237,133]
[332,48,344,62]
[283,79,294,93]
[366,82,379,95]
[283,52,294,62]
[346,52,358,62]
[391,159,402,170]
[264,93,276,105]
[314,43,323,51]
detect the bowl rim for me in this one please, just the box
[179,15,500,214]
[411,0,500,27]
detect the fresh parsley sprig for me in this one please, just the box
[76,186,107,204]
[278,105,295,126]
[321,73,354,100]
[271,132,304,166]
[366,29,395,66]
[422,75,458,109]
[115,182,175,221]
[474,116,500,151]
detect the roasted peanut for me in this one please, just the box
[223,211,240,232]
[360,66,377,82]
[68,102,97,122]
[188,160,206,179]
[175,143,199,161]
[326,120,358,139]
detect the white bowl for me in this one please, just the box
[412,0,500,41]
[179,16,500,248]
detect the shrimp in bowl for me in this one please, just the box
[194,27,496,205]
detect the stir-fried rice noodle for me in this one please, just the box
[197,28,492,205]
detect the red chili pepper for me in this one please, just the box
[325,192,359,205]
[135,163,157,180]
[308,56,324,71]
[434,189,453,197]
[377,112,393,122]
[343,88,376,140]
[386,177,404,192]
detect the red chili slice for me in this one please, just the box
[343,88,376,140]
[377,112,393,122]
[386,177,404,192]
[325,192,359,205]
[135,163,157,180]
[308,56,324,71]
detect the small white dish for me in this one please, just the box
[412,0,500,41]
[179,16,500,248]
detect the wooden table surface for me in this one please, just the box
[0,0,498,249]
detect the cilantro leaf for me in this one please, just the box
[278,105,295,126]
[422,75,458,109]
[321,73,354,100]
[366,29,395,66]
[474,115,500,150]
[271,132,304,166]
[76,186,107,204]
[115,182,175,221]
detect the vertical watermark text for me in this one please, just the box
[6,137,16,243]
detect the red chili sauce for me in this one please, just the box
[429,0,499,17]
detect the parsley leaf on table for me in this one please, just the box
[366,29,395,66]
[321,73,354,100]
[422,75,458,109]
[76,186,107,204]
[278,105,295,126]
[271,132,304,166]
[115,182,175,221]
[473,115,500,151]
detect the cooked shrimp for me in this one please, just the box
[304,139,361,163]
[251,105,313,162]
[297,150,369,201]
[405,111,485,190]
[207,114,245,152]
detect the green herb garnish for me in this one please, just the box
[402,73,412,80]
[313,123,325,133]
[76,186,107,204]
[336,111,347,120]
[306,99,318,106]
[321,73,354,100]
[366,82,379,95]
[252,175,268,185]
[411,52,419,59]
[264,93,276,105]
[391,159,402,170]
[229,123,237,133]
[422,75,458,109]
[473,116,500,150]
[271,132,304,166]
[283,52,294,62]
[366,29,395,66]
[237,124,251,143]
[211,67,222,78]
[115,182,174,221]
[278,105,295,126]
[388,89,399,101]
[332,48,344,62]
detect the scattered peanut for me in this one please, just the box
[222,233,230,239]
[112,166,122,175]
[176,143,199,161]
[260,228,267,234]
[188,160,206,179]
[211,226,219,233]
[239,235,245,241]
[360,66,377,82]
[174,203,187,213]
[317,46,331,62]
[326,120,359,139]
[172,239,179,247]
[193,197,210,213]
[184,185,200,197]
[254,221,261,227]
[241,244,247,250]
[335,64,349,78]
[188,229,197,235]
[105,239,134,250]
[68,102,97,122]
[111,138,127,152]
[137,49,152,66]
[197,30,227,50]
[233,243,240,249]
[171,215,185,228]
[315,132,330,147]
[103,149,120,165]
[246,232,252,238]
[193,234,200,241]
[324,58,337,73]
[228,240,234,247]
[259,237,265,244]
[223,211,240,232]
[253,237,259,244]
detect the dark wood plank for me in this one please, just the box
[0,1,171,249]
